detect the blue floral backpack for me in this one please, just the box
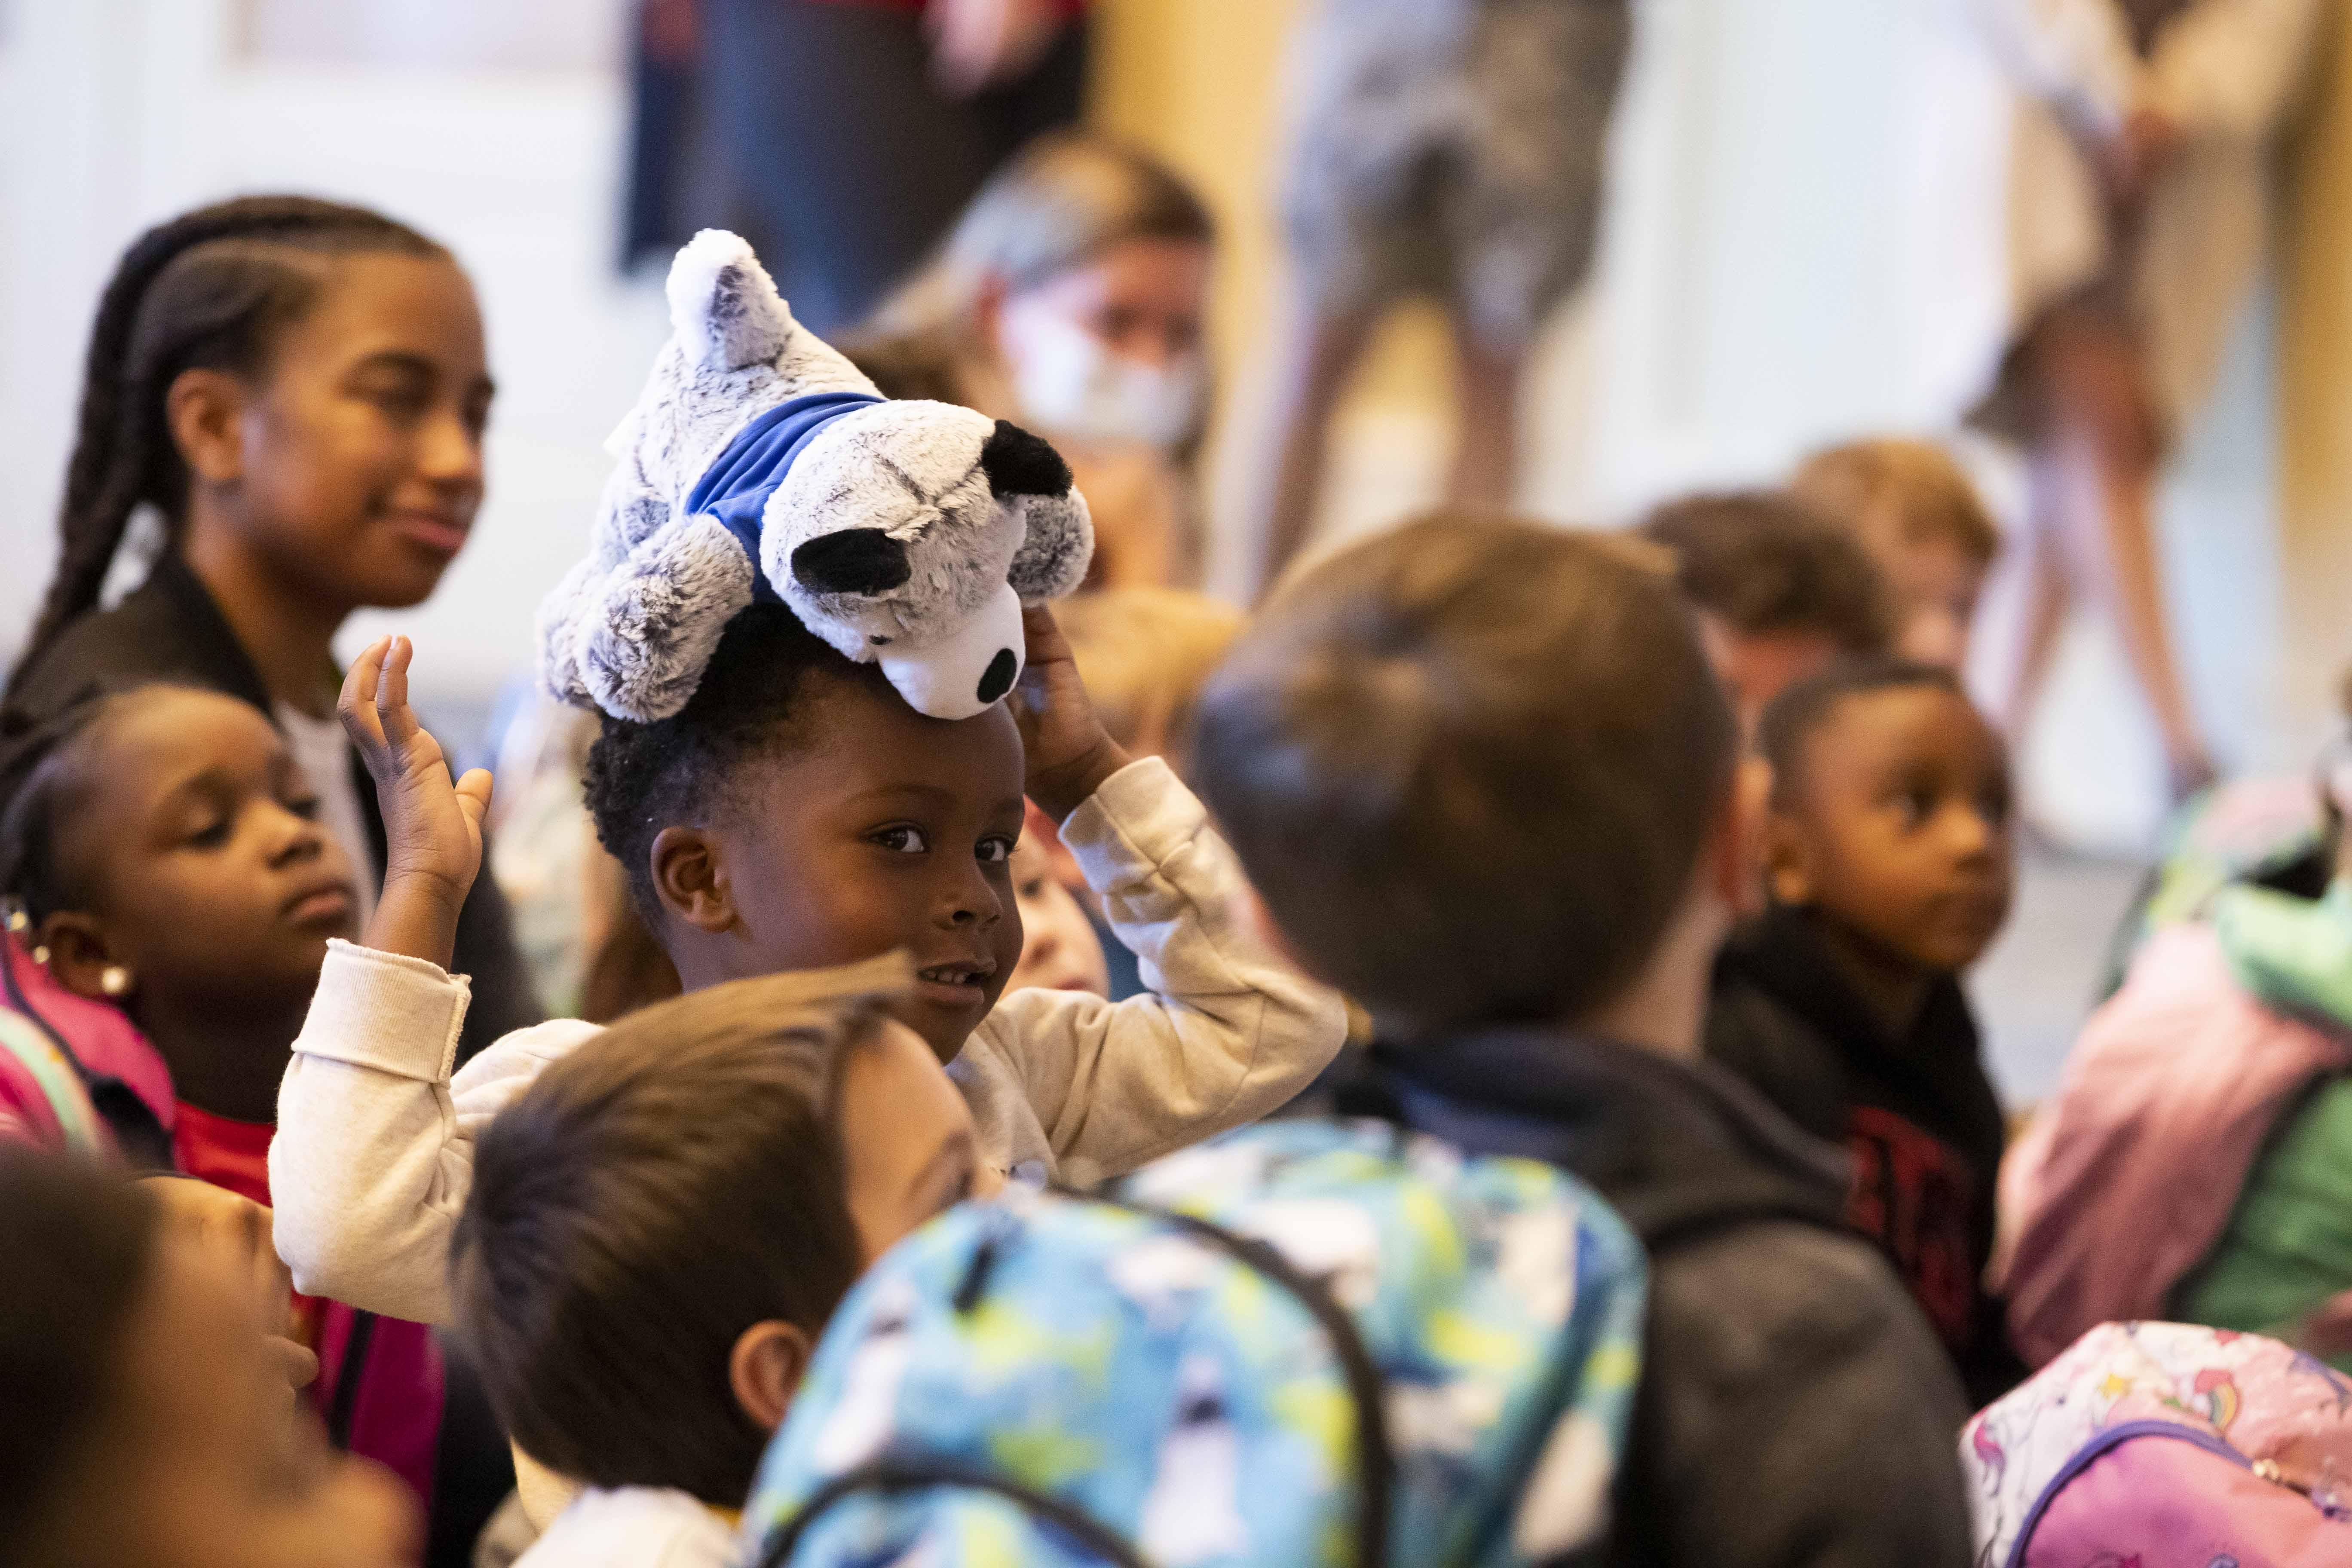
[743,1118,1648,1568]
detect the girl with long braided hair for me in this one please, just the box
[1,198,536,1566]
[3,196,541,1061]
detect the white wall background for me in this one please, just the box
[0,0,2294,844]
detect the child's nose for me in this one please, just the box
[941,864,1004,928]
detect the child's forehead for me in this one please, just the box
[1807,683,1999,767]
[90,691,285,780]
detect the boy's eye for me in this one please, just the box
[1017,875,1047,900]
[976,836,1014,866]
[286,795,322,821]
[187,817,231,849]
[870,826,929,855]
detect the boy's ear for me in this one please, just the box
[649,826,737,935]
[164,367,250,486]
[1711,755,1775,921]
[729,1319,814,1434]
[35,913,129,1003]
[1758,794,1817,910]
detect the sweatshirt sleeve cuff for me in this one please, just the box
[1057,756,1204,889]
[292,938,472,1083]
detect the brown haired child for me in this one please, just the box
[1193,511,1973,1566]
[1710,660,2025,1405]
[1641,490,1893,734]
[1792,438,2001,670]
[451,956,985,1567]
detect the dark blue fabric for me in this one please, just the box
[683,391,883,603]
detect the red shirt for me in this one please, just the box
[174,1102,446,1511]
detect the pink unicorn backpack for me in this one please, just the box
[1962,1322,2352,1567]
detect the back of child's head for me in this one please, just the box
[1193,511,1736,1032]
[1790,438,1999,571]
[1640,490,1893,657]
[0,1150,156,1553]
[10,196,452,697]
[583,603,864,922]
[451,956,909,1506]
[1054,588,1244,774]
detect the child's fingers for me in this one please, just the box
[1020,603,1072,663]
[377,637,423,751]
[336,637,394,753]
[454,768,495,832]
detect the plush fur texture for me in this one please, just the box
[539,230,1093,722]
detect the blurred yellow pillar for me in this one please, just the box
[2279,3,2352,735]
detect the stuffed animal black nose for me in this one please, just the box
[792,528,913,596]
[980,420,1073,499]
[977,649,1018,704]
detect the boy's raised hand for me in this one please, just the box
[1012,605,1132,824]
[339,636,492,969]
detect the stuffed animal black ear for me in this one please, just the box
[791,530,913,597]
[536,230,1093,724]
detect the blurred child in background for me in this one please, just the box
[1708,662,2025,1405]
[1791,438,2001,670]
[0,1147,420,1568]
[1642,490,1893,734]
[851,134,1217,589]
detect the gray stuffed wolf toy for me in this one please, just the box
[537,229,1094,723]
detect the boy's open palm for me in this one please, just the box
[340,637,492,966]
[1013,605,1130,823]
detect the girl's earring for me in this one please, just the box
[100,965,131,997]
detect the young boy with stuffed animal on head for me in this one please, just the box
[269,231,1347,1330]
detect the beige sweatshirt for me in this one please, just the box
[269,757,1346,1324]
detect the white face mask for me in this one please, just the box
[998,296,1204,452]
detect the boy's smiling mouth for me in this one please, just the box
[914,958,996,1008]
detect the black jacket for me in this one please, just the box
[1352,1028,1975,1568]
[6,555,542,1060]
[1706,906,2024,1406]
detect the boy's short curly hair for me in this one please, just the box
[1641,490,1893,656]
[1755,658,1969,808]
[582,605,862,921]
[1194,512,1737,1033]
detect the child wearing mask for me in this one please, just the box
[0,685,513,1558]
[850,133,1216,589]
[1708,661,2026,1405]
[1641,490,1894,735]
[272,610,1343,1326]
[1790,438,2003,671]
[448,957,989,1567]
[0,1149,420,1568]
[1191,514,1975,1566]
[3,195,538,1060]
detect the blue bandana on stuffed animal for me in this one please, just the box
[536,230,1093,723]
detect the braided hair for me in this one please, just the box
[7,196,447,698]
[0,686,182,926]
